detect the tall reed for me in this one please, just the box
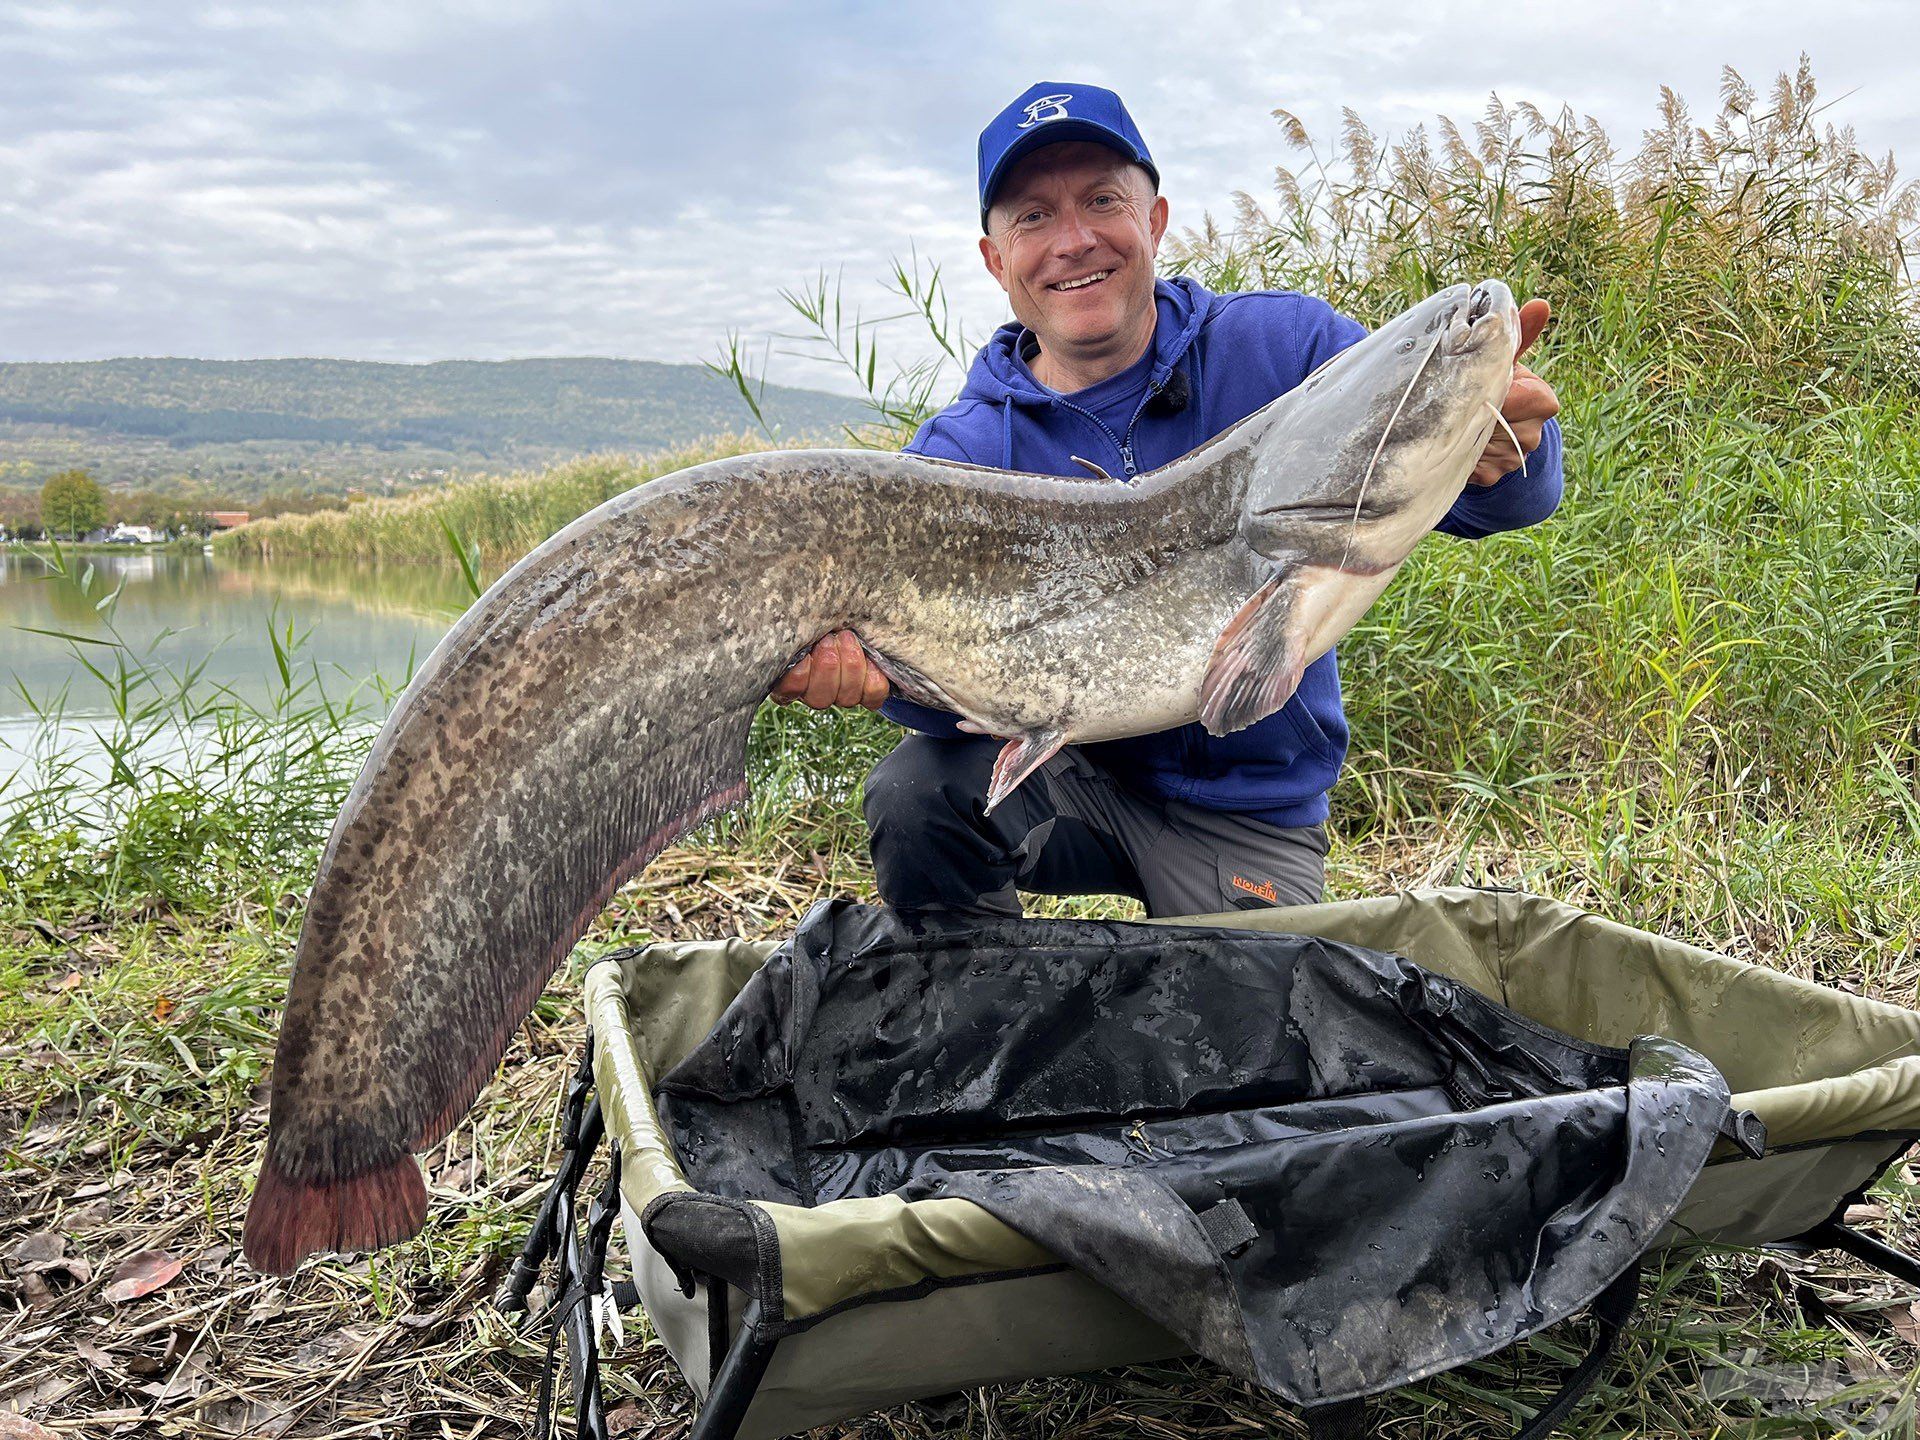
[715,61,1920,975]
[213,440,769,568]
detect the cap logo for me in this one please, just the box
[1016,93,1073,128]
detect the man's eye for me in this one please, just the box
[1019,210,1045,225]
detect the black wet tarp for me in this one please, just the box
[656,901,1731,1404]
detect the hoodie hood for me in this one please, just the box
[959,275,1215,410]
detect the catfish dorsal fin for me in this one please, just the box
[1199,573,1305,736]
[985,728,1065,815]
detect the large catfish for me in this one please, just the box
[243,279,1524,1273]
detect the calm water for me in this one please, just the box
[0,547,484,755]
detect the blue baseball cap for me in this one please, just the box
[977,81,1158,231]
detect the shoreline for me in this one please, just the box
[7,537,207,555]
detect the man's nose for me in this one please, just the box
[1049,210,1098,257]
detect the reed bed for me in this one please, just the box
[5,61,1920,1439]
[213,439,771,570]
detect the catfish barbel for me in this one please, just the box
[243,280,1523,1273]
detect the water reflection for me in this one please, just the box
[0,548,491,723]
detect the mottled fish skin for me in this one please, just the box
[242,281,1520,1273]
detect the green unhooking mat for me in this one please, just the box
[503,887,1920,1440]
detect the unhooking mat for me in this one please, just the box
[653,899,1734,1406]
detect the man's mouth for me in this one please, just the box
[1048,270,1112,292]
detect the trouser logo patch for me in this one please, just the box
[1230,874,1278,903]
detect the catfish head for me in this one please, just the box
[1192,280,1525,738]
[1240,279,1521,571]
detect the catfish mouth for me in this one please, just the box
[1445,280,1518,357]
[1253,500,1391,523]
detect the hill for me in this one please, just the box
[0,355,864,497]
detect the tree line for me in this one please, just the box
[0,469,350,541]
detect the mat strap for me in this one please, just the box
[533,1150,622,1440]
[496,1036,603,1316]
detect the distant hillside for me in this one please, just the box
[0,356,864,497]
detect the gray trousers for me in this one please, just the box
[864,734,1328,923]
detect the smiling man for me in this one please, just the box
[773,81,1563,923]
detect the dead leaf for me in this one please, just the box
[19,1271,57,1310]
[191,1244,232,1274]
[435,1160,475,1191]
[606,1402,651,1436]
[1894,1302,1920,1349]
[1844,1202,1888,1226]
[64,1198,113,1228]
[151,994,174,1021]
[72,1170,132,1199]
[135,1352,208,1403]
[103,1248,186,1304]
[244,1290,286,1326]
[18,1120,73,1153]
[0,1373,69,1413]
[286,1325,374,1371]
[0,1413,62,1439]
[9,1231,64,1267]
[201,1397,291,1437]
[21,1254,93,1289]
[74,1337,119,1374]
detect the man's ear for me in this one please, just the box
[1148,193,1169,253]
[979,233,1009,293]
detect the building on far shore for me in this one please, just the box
[207,511,250,531]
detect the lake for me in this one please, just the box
[0,547,482,759]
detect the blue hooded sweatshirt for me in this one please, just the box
[887,276,1564,828]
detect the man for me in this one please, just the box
[772,81,1562,923]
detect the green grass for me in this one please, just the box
[3,58,1918,1440]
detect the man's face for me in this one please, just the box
[981,142,1168,361]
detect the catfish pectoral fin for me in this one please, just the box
[1199,573,1305,736]
[985,728,1065,815]
[860,641,965,714]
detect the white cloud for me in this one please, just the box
[0,0,1915,398]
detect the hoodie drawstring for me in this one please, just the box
[1185,344,1206,449]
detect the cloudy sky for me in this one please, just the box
[4,1,1916,394]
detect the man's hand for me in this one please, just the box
[1468,298,1560,487]
[770,629,891,710]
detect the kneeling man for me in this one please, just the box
[774,82,1563,923]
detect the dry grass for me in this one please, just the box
[0,836,855,1440]
[4,819,1917,1440]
